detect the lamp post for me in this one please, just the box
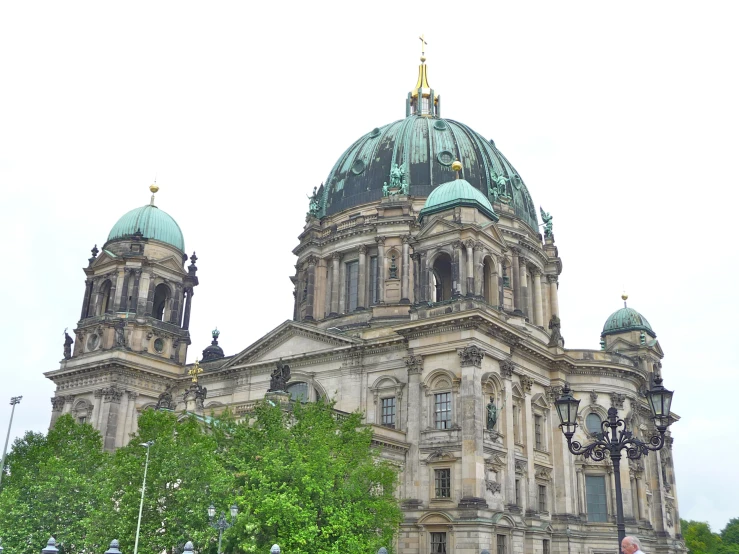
[555,372,674,551]
[0,396,22,488]
[208,503,238,554]
[133,440,154,554]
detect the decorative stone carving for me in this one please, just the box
[102,385,124,403]
[63,395,76,404]
[63,330,74,360]
[610,393,626,409]
[358,244,367,254]
[375,236,386,246]
[486,480,502,494]
[535,466,552,480]
[183,382,207,410]
[404,355,424,374]
[51,396,65,411]
[268,359,291,392]
[545,385,562,402]
[590,390,599,404]
[520,375,533,394]
[500,358,515,378]
[156,386,176,410]
[515,460,527,474]
[464,239,475,250]
[458,345,485,367]
[547,314,564,347]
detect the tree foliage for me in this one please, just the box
[218,400,403,554]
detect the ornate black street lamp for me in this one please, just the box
[555,372,674,550]
[208,503,238,554]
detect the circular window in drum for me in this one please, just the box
[434,120,447,130]
[154,338,165,353]
[437,150,454,166]
[86,333,100,351]
[351,160,366,175]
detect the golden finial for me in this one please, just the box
[149,184,159,194]
[188,359,203,383]
[621,291,628,308]
[451,160,462,179]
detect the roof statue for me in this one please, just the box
[268,359,291,392]
[540,207,553,238]
[307,186,321,217]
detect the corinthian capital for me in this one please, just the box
[404,355,424,374]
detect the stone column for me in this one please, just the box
[473,242,484,296]
[80,280,93,319]
[541,274,550,327]
[182,287,194,329]
[501,360,517,510]
[124,391,138,445]
[452,241,462,297]
[115,392,130,447]
[458,346,486,504]
[464,240,475,297]
[376,237,386,303]
[576,467,587,516]
[420,252,428,302]
[119,269,131,312]
[548,275,560,316]
[412,253,421,303]
[131,270,142,316]
[357,245,367,310]
[330,252,341,316]
[518,259,529,319]
[50,397,65,427]
[169,282,182,325]
[511,249,521,310]
[404,355,424,503]
[532,269,544,326]
[522,377,537,514]
[304,256,317,321]
[401,236,411,303]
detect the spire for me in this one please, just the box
[406,35,440,118]
[622,292,629,308]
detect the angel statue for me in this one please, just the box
[540,207,553,238]
[307,186,321,217]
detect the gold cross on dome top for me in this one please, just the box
[419,34,427,57]
[188,360,203,383]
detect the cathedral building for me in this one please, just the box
[45,53,683,554]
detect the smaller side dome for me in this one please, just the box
[602,307,655,338]
[108,204,185,252]
[201,328,224,362]
[419,178,498,222]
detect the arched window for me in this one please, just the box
[586,413,602,434]
[153,283,171,321]
[96,279,112,316]
[431,253,453,302]
[286,382,309,402]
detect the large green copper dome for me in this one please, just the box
[318,115,538,230]
[602,306,656,338]
[107,204,185,251]
[419,178,497,222]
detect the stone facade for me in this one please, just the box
[45,67,684,554]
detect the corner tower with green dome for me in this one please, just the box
[45,185,199,451]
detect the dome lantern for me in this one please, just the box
[406,35,440,118]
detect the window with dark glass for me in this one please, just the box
[369,256,379,304]
[286,382,309,402]
[434,468,451,498]
[381,397,396,428]
[497,534,507,554]
[78,416,86,425]
[538,484,547,512]
[586,413,602,435]
[345,260,358,312]
[434,392,451,429]
[515,479,521,505]
[586,475,608,522]
[431,532,447,554]
[543,540,550,554]
[535,415,543,449]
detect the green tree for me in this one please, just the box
[722,519,739,546]
[87,409,235,554]
[681,519,723,554]
[0,415,109,554]
[220,400,403,554]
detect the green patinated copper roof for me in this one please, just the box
[316,115,538,230]
[419,178,498,222]
[107,204,185,251]
[602,307,656,338]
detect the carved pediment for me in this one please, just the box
[90,250,119,272]
[415,217,461,239]
[151,255,187,275]
[223,321,362,368]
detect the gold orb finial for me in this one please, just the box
[451,160,463,172]
[150,184,159,194]
[621,292,628,301]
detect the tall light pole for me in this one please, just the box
[0,396,22,488]
[208,503,238,554]
[133,440,154,554]
[555,370,674,551]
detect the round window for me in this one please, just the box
[86,333,100,351]
[437,150,454,166]
[154,338,165,353]
[351,160,366,175]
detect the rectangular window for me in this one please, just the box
[535,415,543,450]
[434,468,451,498]
[78,416,86,425]
[434,392,451,429]
[496,534,507,554]
[369,256,379,304]
[586,475,608,522]
[431,532,447,554]
[538,484,547,513]
[381,397,396,428]
[543,540,550,554]
[345,261,358,312]
[515,479,521,506]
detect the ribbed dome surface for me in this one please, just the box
[319,115,538,230]
[419,178,497,221]
[602,307,656,338]
[108,204,185,251]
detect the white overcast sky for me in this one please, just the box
[1,0,737,533]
